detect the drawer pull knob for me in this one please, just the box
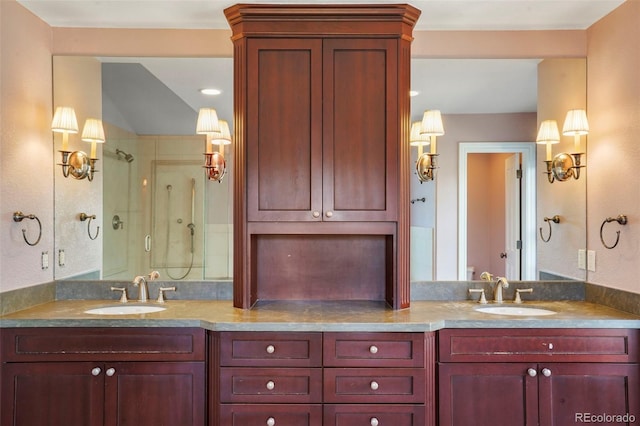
[312,211,320,218]
[266,417,276,426]
[370,418,379,426]
[106,368,116,377]
[369,345,378,354]
[91,367,101,376]
[266,344,275,354]
[325,211,333,218]
[370,381,379,390]
[266,380,275,390]
[542,368,552,377]
[527,368,537,377]
[548,343,554,350]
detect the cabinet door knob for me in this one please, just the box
[312,211,320,218]
[266,380,275,390]
[527,368,537,377]
[325,211,333,218]
[106,368,116,377]
[541,368,552,377]
[370,418,379,426]
[370,381,379,390]
[266,344,275,354]
[369,345,378,354]
[266,417,276,426]
[91,367,102,376]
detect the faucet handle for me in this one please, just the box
[514,288,533,304]
[157,286,176,303]
[110,287,128,303]
[148,270,160,280]
[480,271,494,281]
[469,288,487,304]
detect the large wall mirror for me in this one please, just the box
[53,56,586,283]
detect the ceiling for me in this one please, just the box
[25,0,624,135]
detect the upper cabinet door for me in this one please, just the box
[247,38,323,222]
[323,38,398,222]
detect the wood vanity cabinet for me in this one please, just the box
[225,4,419,309]
[211,331,436,426]
[438,328,640,426]
[0,327,206,426]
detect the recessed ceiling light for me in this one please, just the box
[409,90,419,97]
[200,88,222,95]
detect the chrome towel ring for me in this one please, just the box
[79,213,100,240]
[539,215,560,243]
[600,214,627,249]
[13,211,42,246]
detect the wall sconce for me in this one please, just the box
[413,109,444,183]
[52,106,79,178]
[81,118,106,181]
[52,107,105,182]
[197,107,227,183]
[538,110,589,183]
[536,119,560,183]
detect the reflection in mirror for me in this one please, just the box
[54,57,586,283]
[53,57,233,281]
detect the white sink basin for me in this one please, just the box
[84,305,166,315]
[475,306,556,316]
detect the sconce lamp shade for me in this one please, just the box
[212,119,232,145]
[420,110,445,136]
[51,107,79,134]
[81,118,106,143]
[536,120,560,144]
[409,121,430,146]
[562,109,589,136]
[196,107,220,134]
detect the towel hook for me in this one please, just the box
[79,213,100,240]
[600,214,627,249]
[539,215,560,243]
[13,211,42,246]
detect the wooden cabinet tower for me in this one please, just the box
[225,4,420,309]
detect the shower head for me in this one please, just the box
[115,149,135,163]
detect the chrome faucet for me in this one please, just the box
[493,276,509,303]
[132,275,149,302]
[480,271,509,303]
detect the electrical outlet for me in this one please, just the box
[587,250,596,272]
[41,251,49,270]
[58,249,65,267]
[578,249,586,270]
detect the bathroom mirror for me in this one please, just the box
[53,56,586,282]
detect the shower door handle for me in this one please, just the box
[144,235,151,252]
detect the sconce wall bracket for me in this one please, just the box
[416,153,438,183]
[545,152,584,183]
[204,151,227,182]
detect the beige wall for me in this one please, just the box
[52,56,102,279]
[586,0,640,293]
[536,58,587,280]
[0,1,53,292]
[1,0,638,295]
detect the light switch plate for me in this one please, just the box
[41,251,49,270]
[578,249,586,270]
[587,250,596,272]
[58,249,65,267]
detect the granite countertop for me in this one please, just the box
[1,299,639,331]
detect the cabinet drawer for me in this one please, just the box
[439,329,640,363]
[0,328,205,362]
[323,368,425,403]
[220,367,322,403]
[220,404,322,426]
[220,332,322,367]
[324,332,425,367]
[324,404,425,426]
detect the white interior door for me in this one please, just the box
[504,153,521,279]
